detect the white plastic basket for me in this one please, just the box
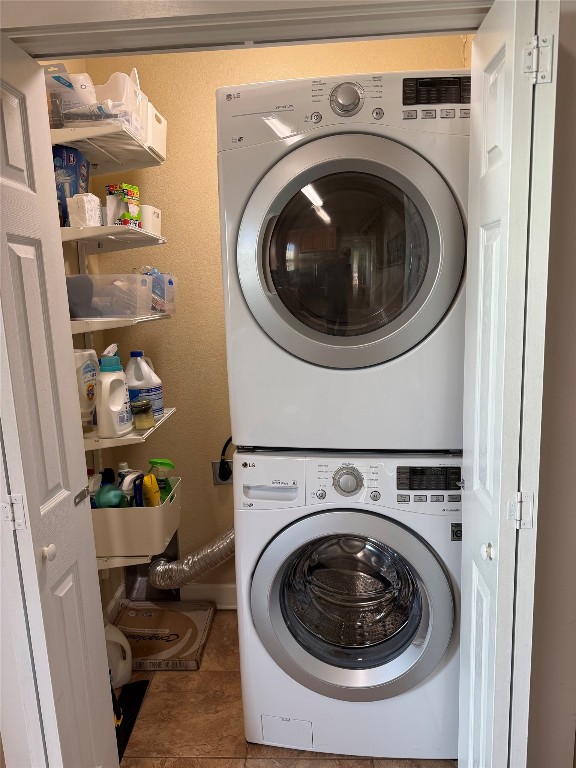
[92,478,181,557]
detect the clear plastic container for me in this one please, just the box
[67,273,154,319]
[62,72,148,142]
[149,274,177,315]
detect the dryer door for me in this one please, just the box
[237,133,465,369]
[250,509,455,702]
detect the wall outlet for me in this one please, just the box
[212,461,233,485]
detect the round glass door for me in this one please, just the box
[269,172,429,339]
[280,535,423,670]
[251,510,455,702]
[237,134,465,369]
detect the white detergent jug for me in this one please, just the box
[104,622,132,687]
[96,355,133,438]
[125,350,164,418]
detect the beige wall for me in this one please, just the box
[83,36,471,586]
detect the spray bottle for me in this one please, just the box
[148,459,175,502]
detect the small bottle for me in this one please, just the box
[130,399,155,431]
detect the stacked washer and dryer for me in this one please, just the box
[217,71,469,759]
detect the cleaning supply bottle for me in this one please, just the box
[125,350,164,419]
[95,468,128,508]
[74,349,98,431]
[96,355,133,438]
[148,458,175,502]
[142,473,161,507]
[118,461,138,485]
[104,621,132,688]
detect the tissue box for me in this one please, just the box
[66,193,102,228]
[53,146,90,226]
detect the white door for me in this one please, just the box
[0,34,119,768]
[459,1,559,766]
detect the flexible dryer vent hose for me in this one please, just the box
[148,528,235,590]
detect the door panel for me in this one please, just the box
[459,1,559,766]
[0,34,118,767]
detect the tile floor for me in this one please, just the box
[121,611,457,768]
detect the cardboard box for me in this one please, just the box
[53,146,90,226]
[115,600,215,671]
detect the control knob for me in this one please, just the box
[330,82,364,117]
[332,466,363,496]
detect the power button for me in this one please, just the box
[311,112,322,124]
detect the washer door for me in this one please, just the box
[238,133,465,369]
[250,510,454,702]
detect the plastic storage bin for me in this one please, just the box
[62,72,148,142]
[92,478,181,557]
[150,274,177,315]
[146,103,167,160]
[67,273,153,319]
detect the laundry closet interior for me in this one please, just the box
[3,2,575,766]
[55,34,472,763]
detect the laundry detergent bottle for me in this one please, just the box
[125,350,164,419]
[74,349,98,431]
[96,355,133,438]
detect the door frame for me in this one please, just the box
[2,1,574,765]
[0,1,492,59]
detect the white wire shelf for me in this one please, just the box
[71,313,171,335]
[51,122,164,176]
[83,407,176,451]
[61,225,166,254]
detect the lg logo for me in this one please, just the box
[242,462,255,468]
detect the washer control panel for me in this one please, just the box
[234,452,462,515]
[306,454,462,514]
[332,465,364,496]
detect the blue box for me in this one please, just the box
[52,146,90,226]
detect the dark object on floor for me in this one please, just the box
[115,679,150,760]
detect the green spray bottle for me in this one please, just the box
[148,458,175,502]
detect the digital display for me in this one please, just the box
[402,76,471,106]
[397,466,462,491]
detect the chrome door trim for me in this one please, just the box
[237,133,465,369]
[250,509,454,702]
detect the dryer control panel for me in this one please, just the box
[216,70,470,152]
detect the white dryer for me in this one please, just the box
[234,451,462,758]
[217,71,469,451]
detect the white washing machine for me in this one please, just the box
[217,71,470,451]
[234,451,462,758]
